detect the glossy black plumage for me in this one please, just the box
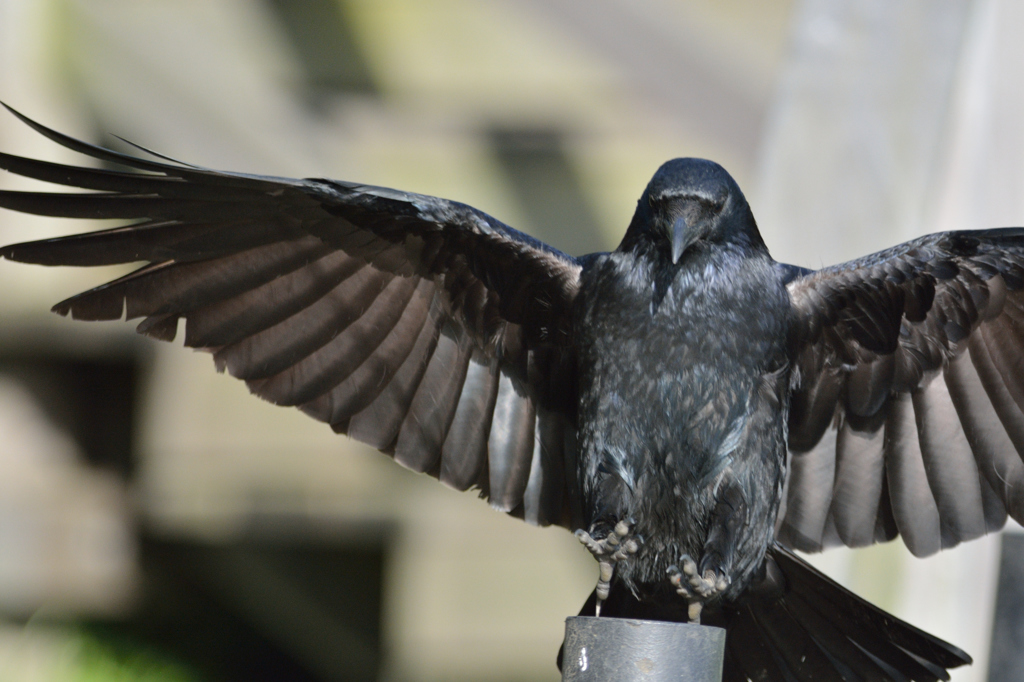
[8,105,1024,680]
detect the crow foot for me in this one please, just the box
[667,555,730,624]
[575,520,639,616]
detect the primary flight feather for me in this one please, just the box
[5,104,1022,681]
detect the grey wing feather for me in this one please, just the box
[830,414,885,547]
[0,106,583,529]
[781,229,1024,555]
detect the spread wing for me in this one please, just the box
[0,105,583,529]
[778,229,1024,556]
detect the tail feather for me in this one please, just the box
[722,607,794,681]
[564,544,971,682]
[745,597,864,681]
[782,588,946,681]
[768,547,968,673]
[781,589,896,680]
[720,546,968,682]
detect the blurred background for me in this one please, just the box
[0,0,1022,680]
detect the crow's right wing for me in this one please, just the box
[0,106,583,529]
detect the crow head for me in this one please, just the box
[622,158,765,264]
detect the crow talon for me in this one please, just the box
[577,521,641,616]
[667,555,730,623]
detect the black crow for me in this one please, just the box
[3,104,1016,681]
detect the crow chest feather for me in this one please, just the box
[573,244,791,589]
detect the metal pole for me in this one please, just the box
[561,616,725,681]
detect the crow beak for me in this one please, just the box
[671,216,689,264]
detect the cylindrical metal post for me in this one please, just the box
[561,616,725,681]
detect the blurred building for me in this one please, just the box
[0,0,1018,681]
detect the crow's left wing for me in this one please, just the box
[0,106,584,528]
[780,229,1024,556]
